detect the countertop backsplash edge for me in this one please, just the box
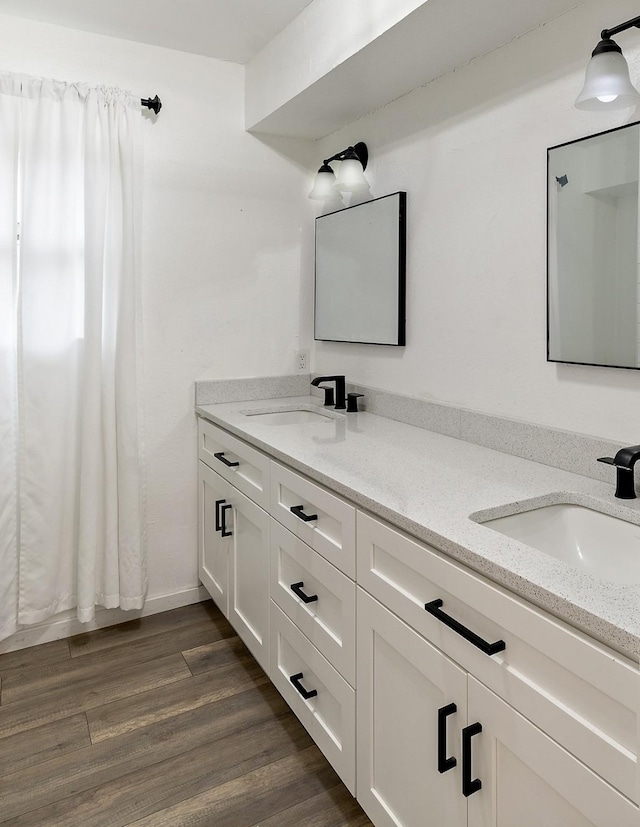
[196,375,625,486]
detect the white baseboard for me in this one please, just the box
[0,585,210,655]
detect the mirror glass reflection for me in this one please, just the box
[314,192,406,346]
[548,122,640,369]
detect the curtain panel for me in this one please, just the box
[0,74,146,642]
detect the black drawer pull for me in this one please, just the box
[214,500,232,537]
[437,703,457,773]
[214,451,239,468]
[290,504,318,522]
[289,672,318,700]
[215,498,225,533]
[425,599,506,656]
[290,581,318,604]
[462,722,482,797]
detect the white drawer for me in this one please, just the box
[270,601,355,794]
[357,511,639,803]
[270,461,356,578]
[270,519,356,686]
[198,418,270,509]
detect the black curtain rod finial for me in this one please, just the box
[141,95,162,115]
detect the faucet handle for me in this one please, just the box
[347,393,364,413]
[597,456,615,466]
[317,385,335,407]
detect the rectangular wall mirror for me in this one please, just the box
[314,191,406,346]
[548,122,640,369]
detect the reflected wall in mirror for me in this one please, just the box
[548,122,640,369]
[315,191,406,345]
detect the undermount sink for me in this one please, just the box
[480,503,640,585]
[241,405,340,426]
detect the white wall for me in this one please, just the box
[0,14,313,607]
[312,0,640,443]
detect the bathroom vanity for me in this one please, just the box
[196,394,639,827]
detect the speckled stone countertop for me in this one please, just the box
[196,396,640,660]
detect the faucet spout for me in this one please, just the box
[597,444,640,499]
[311,375,346,410]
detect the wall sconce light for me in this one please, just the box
[576,15,640,110]
[308,142,369,201]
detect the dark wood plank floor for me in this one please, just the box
[0,600,372,826]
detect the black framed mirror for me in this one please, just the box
[548,122,640,369]
[314,191,406,346]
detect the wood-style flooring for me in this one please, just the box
[0,600,372,826]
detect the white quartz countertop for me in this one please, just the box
[196,396,640,659]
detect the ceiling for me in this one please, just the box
[0,0,315,64]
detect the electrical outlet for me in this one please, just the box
[295,349,309,373]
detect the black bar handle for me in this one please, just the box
[437,703,457,773]
[215,499,226,533]
[289,672,318,700]
[220,503,233,537]
[462,722,482,797]
[214,451,239,468]
[290,581,319,604]
[425,599,506,656]
[290,504,318,522]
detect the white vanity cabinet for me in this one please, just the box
[196,414,639,827]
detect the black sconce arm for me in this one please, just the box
[322,142,369,171]
[602,15,640,41]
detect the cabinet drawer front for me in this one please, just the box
[270,461,355,578]
[270,601,355,794]
[198,418,270,509]
[357,511,638,803]
[270,519,356,686]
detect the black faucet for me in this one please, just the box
[597,445,640,499]
[311,375,346,410]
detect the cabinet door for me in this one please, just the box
[228,487,271,673]
[198,461,231,617]
[357,589,468,827]
[467,676,638,827]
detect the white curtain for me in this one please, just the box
[0,74,146,641]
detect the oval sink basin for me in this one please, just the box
[242,406,339,425]
[481,503,640,585]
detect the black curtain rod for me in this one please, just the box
[141,95,162,114]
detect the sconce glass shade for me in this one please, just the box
[335,157,369,193]
[309,163,338,200]
[575,48,640,110]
